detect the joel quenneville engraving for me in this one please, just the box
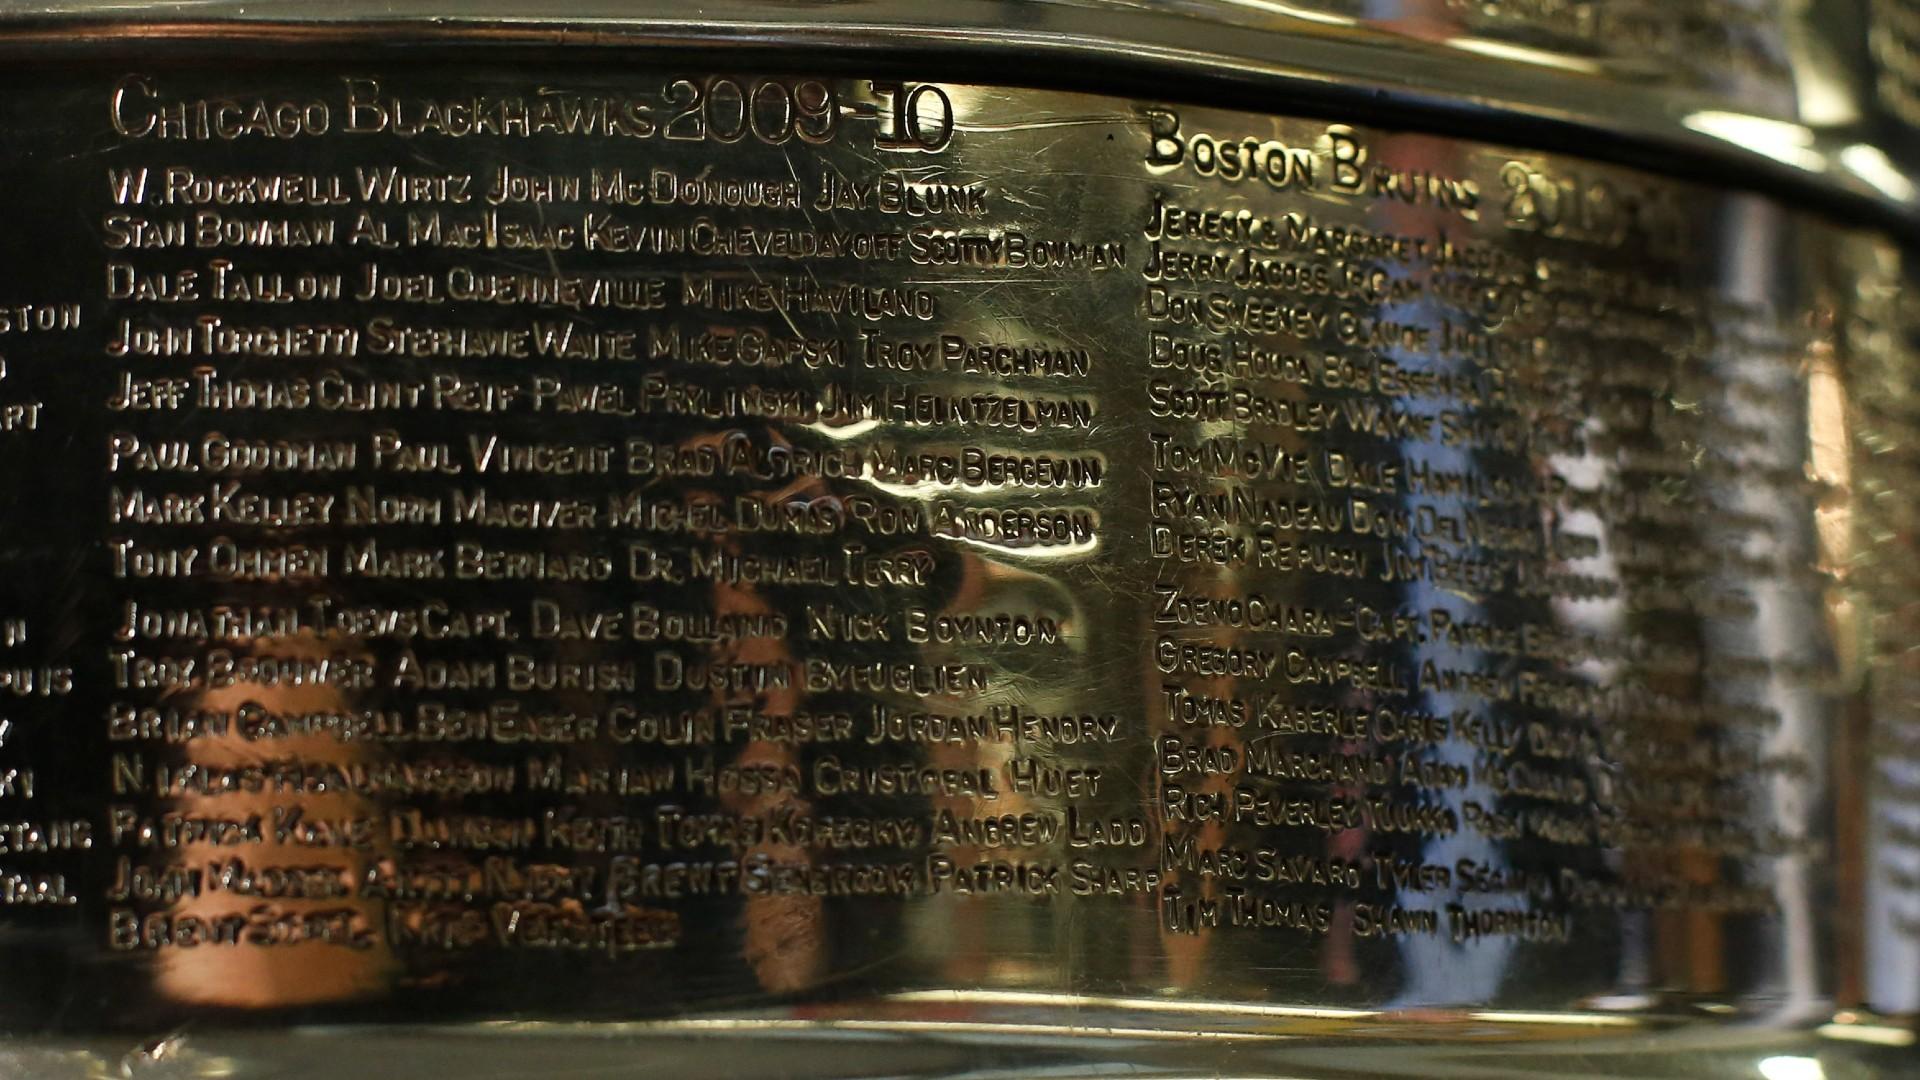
[0,67,1899,1036]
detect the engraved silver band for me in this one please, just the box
[2,0,1916,230]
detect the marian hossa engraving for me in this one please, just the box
[0,65,1894,1031]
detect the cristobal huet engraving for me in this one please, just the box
[0,67,1897,1033]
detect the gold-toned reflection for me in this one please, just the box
[140,632,396,1006]
[15,67,1903,1075]
[680,425,828,994]
[1807,306,1865,1007]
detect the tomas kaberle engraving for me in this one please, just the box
[0,49,1900,1079]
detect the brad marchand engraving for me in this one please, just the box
[0,65,1897,1030]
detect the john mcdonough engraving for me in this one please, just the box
[0,51,1907,1078]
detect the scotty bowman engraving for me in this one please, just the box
[0,68,1879,1015]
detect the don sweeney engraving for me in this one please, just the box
[0,66,1887,1031]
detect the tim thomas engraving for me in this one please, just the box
[0,4,1904,1074]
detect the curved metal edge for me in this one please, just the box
[2,1006,1914,1080]
[0,0,1909,235]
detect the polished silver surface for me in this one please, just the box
[0,6,1909,1078]
[0,0,1915,227]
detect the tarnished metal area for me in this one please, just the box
[0,60,1908,1076]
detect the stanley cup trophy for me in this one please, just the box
[0,0,1913,1076]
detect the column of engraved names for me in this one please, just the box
[0,44,93,939]
[1130,111,1760,983]
[0,292,86,922]
[1139,114,1476,961]
[97,87,575,971]
[0,73,115,1001]
[91,74,838,971]
[87,72,1140,992]
[826,82,1148,956]
[1846,235,1920,1011]
[1474,169,1825,962]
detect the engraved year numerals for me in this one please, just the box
[661,77,841,145]
[870,82,954,152]
[1498,160,1686,253]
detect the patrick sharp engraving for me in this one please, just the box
[0,60,1889,1063]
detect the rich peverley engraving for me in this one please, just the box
[0,64,1884,1026]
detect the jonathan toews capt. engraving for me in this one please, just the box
[0,4,1905,1076]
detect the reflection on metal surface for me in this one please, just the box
[1682,110,1830,170]
[0,30,1904,1079]
[1439,38,1610,75]
[1758,1056,1829,1080]
[883,988,1386,1021]
[1820,1018,1919,1047]
[1,0,1918,229]
[623,1018,1299,1041]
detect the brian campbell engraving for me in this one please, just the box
[0,67,1895,1039]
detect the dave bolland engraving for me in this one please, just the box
[0,64,1888,1045]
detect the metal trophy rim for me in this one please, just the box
[0,0,1911,236]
